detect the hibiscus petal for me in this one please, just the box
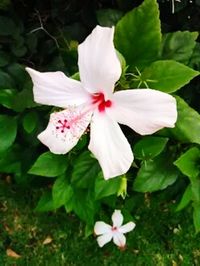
[94,222,112,235]
[88,111,133,179]
[112,210,123,227]
[38,107,92,154]
[119,222,136,234]
[109,89,177,135]
[78,26,121,97]
[96,233,113,247]
[113,233,126,248]
[26,67,90,108]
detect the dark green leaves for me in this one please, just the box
[94,172,121,200]
[29,152,68,177]
[71,151,100,188]
[115,0,161,68]
[141,60,199,93]
[0,115,17,153]
[133,136,168,160]
[174,147,200,181]
[133,154,179,192]
[165,97,200,144]
[52,176,73,208]
[161,31,198,64]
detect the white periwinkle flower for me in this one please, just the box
[26,25,177,180]
[94,210,135,248]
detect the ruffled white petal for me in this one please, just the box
[113,232,126,248]
[88,111,133,179]
[94,221,112,235]
[38,107,92,154]
[78,26,121,98]
[26,67,90,108]
[96,233,113,247]
[119,222,136,234]
[112,210,123,227]
[109,89,177,135]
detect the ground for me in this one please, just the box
[0,177,200,266]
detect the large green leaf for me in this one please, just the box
[71,151,100,188]
[52,176,73,208]
[133,136,168,160]
[176,185,192,212]
[174,147,200,181]
[161,31,198,64]
[94,172,121,200]
[22,111,38,133]
[0,115,17,153]
[162,97,200,144]
[65,190,98,225]
[133,154,179,192]
[141,60,199,93]
[35,191,55,212]
[115,0,161,68]
[29,152,68,177]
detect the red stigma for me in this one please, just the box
[92,92,112,112]
[56,119,70,133]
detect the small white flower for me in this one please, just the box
[94,210,135,248]
[26,25,177,180]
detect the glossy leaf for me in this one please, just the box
[176,185,192,212]
[115,0,161,68]
[133,154,179,192]
[22,111,38,133]
[161,31,198,64]
[133,136,168,160]
[71,151,100,188]
[0,115,17,153]
[163,97,200,144]
[95,172,121,200]
[174,147,200,180]
[141,60,199,93]
[52,176,73,208]
[29,152,68,177]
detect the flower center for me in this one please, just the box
[92,92,112,112]
[112,226,118,232]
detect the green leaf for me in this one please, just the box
[115,0,161,68]
[174,147,200,180]
[65,190,98,225]
[161,31,198,64]
[0,16,17,36]
[35,191,55,212]
[141,60,199,93]
[162,97,200,144]
[0,146,21,174]
[193,203,200,233]
[52,176,73,208]
[0,115,17,153]
[12,85,37,112]
[71,151,100,188]
[22,111,38,133]
[29,152,68,177]
[94,172,121,200]
[96,9,123,27]
[133,154,179,192]
[0,89,16,109]
[176,185,192,212]
[0,51,10,67]
[133,136,168,160]
[0,70,14,89]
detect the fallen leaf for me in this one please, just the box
[43,236,53,245]
[6,248,21,258]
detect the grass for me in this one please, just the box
[0,176,200,266]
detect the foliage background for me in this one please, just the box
[0,0,200,264]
